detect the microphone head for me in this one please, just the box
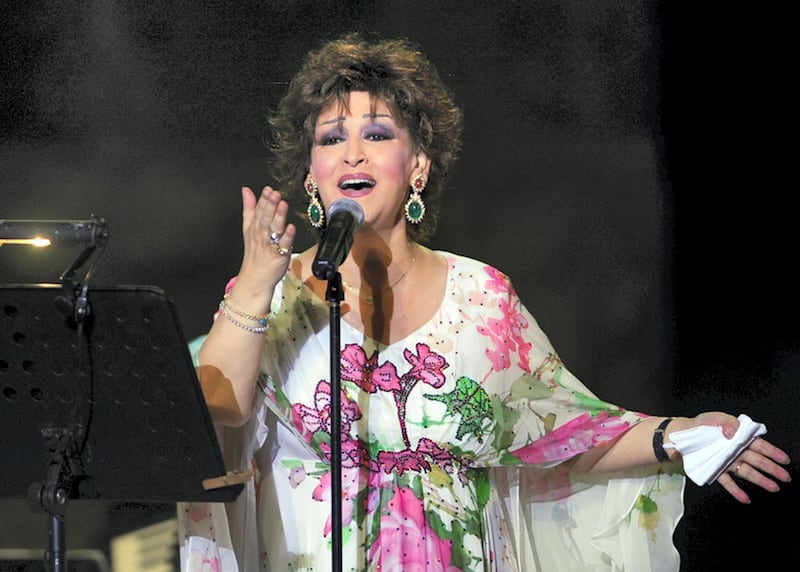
[327,198,364,230]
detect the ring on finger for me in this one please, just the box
[733,462,743,476]
[275,244,291,256]
[268,231,281,244]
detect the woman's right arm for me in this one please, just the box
[197,186,296,426]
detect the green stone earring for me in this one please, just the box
[404,174,426,224]
[305,176,325,228]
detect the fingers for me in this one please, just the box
[692,411,739,438]
[268,223,297,256]
[237,186,297,290]
[750,436,792,466]
[244,186,277,235]
[747,439,792,483]
[731,457,781,493]
[242,186,293,249]
[241,186,259,231]
[255,188,294,256]
[716,438,793,504]
[716,472,751,504]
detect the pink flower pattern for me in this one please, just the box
[312,467,361,536]
[511,411,632,464]
[404,343,448,388]
[341,344,402,392]
[291,380,362,440]
[370,486,460,572]
[476,275,533,375]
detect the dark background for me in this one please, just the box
[1,1,797,570]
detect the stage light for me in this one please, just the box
[0,237,51,247]
[0,217,108,248]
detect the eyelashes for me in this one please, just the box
[364,126,394,141]
[316,123,395,145]
[318,131,344,146]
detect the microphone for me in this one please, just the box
[0,216,109,248]
[312,198,364,280]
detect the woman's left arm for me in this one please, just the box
[570,412,792,503]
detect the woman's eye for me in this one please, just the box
[317,128,346,145]
[364,128,393,141]
[318,133,345,145]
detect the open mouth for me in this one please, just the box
[339,179,376,191]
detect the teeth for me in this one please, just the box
[340,179,375,190]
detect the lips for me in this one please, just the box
[338,174,376,191]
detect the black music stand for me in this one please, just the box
[0,283,245,572]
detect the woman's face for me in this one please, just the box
[309,91,429,234]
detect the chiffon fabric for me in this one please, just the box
[178,252,685,571]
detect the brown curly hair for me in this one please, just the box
[268,33,463,243]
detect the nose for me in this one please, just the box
[343,138,365,167]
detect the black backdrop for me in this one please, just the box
[1,1,797,570]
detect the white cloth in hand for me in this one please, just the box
[664,414,767,485]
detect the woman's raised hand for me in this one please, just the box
[237,186,297,297]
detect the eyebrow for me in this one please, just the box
[318,113,394,126]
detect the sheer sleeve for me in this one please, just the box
[450,262,686,571]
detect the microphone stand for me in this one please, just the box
[312,198,363,571]
[324,272,344,572]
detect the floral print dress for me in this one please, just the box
[178,253,685,572]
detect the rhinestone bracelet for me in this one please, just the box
[218,298,271,334]
[221,293,272,326]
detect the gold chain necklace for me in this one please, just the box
[342,244,418,305]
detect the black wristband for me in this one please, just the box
[652,417,674,463]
